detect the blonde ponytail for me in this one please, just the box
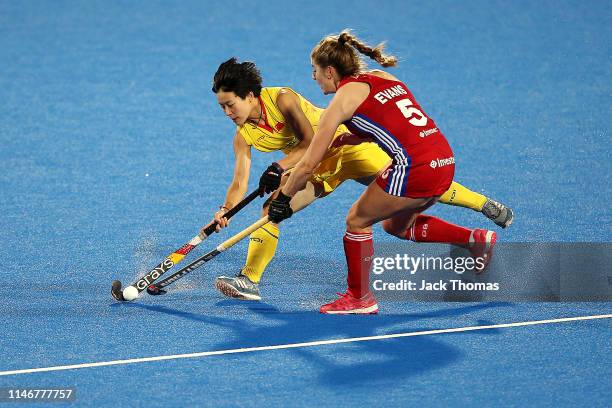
[311,30,398,77]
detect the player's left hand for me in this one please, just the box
[268,191,293,223]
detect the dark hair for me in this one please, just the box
[212,57,262,98]
[311,29,398,77]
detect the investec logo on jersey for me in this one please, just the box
[374,85,408,104]
[430,156,455,169]
[419,128,439,138]
[136,258,174,290]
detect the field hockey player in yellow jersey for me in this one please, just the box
[207,58,513,301]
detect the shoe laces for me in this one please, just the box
[234,274,255,289]
[327,292,352,306]
[336,291,369,303]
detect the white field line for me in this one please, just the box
[0,314,610,377]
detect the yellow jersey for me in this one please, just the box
[237,87,348,154]
[237,86,391,195]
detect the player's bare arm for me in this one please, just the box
[274,88,314,170]
[204,132,251,234]
[281,82,368,197]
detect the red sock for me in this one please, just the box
[344,231,373,298]
[407,215,472,245]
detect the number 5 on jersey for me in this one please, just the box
[396,98,427,127]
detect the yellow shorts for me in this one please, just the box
[311,142,391,195]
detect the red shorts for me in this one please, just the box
[376,138,455,198]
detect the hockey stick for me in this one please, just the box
[146,216,270,296]
[111,189,260,302]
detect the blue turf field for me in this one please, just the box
[0,1,610,406]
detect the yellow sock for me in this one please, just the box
[439,181,487,211]
[241,222,279,283]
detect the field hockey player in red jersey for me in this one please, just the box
[269,30,499,314]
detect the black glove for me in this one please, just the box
[268,192,293,223]
[258,162,284,197]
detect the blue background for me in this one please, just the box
[0,1,610,406]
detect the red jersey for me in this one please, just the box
[338,73,454,197]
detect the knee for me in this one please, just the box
[345,207,370,232]
[345,206,359,231]
[261,202,270,217]
[382,215,418,239]
[382,218,405,238]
